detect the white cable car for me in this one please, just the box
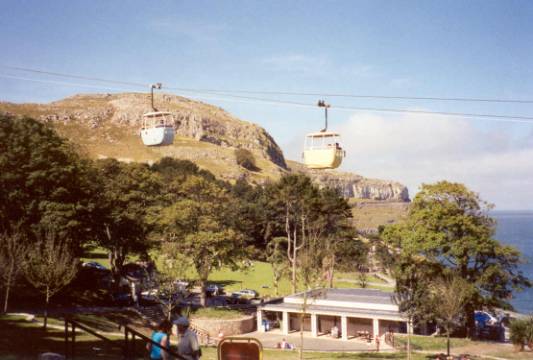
[140,83,175,146]
[303,100,345,169]
[141,111,175,146]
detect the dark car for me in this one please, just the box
[109,292,133,306]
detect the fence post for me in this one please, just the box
[64,318,69,359]
[124,326,129,359]
[71,323,76,359]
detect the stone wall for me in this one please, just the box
[191,315,256,337]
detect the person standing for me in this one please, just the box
[147,320,172,360]
[174,317,201,360]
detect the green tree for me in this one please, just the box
[0,115,98,251]
[153,242,192,319]
[24,230,78,329]
[94,159,160,288]
[154,175,244,307]
[382,181,531,337]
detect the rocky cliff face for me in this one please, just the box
[288,161,409,202]
[1,93,409,202]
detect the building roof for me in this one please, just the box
[260,288,405,321]
[261,302,405,321]
[287,288,395,306]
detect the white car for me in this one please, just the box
[81,261,107,270]
[232,289,258,298]
[206,284,223,296]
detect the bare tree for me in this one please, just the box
[0,231,29,313]
[155,242,192,319]
[266,237,289,297]
[430,276,472,357]
[296,219,328,360]
[24,231,78,329]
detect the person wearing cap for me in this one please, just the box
[174,316,201,360]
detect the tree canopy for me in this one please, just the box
[382,181,531,336]
[0,115,98,251]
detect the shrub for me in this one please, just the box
[510,316,533,350]
[235,148,259,171]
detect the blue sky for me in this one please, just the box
[1,0,533,209]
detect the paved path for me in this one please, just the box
[234,330,394,352]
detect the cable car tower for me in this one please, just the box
[303,100,345,169]
[140,83,175,146]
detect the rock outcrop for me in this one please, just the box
[289,161,409,202]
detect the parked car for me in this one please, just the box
[109,292,132,306]
[82,261,107,270]
[231,289,258,299]
[205,284,224,296]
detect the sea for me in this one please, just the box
[492,211,533,315]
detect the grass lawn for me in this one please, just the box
[207,261,394,297]
[191,308,245,320]
[394,334,476,350]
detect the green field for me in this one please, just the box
[393,334,476,350]
[207,261,393,297]
[82,244,393,298]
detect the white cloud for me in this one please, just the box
[284,112,533,209]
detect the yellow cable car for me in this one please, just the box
[303,100,345,169]
[140,83,175,146]
[303,131,344,169]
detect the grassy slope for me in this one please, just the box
[350,200,409,232]
[0,100,285,184]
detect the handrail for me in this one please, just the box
[64,316,124,359]
[189,321,212,345]
[63,316,187,360]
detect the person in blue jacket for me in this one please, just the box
[147,320,172,360]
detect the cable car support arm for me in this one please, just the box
[318,100,330,132]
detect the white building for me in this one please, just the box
[257,288,409,341]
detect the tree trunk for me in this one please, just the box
[464,304,476,339]
[291,256,297,294]
[199,279,207,307]
[446,328,450,357]
[299,290,308,360]
[407,318,412,360]
[273,274,279,297]
[3,265,13,313]
[327,266,334,288]
[43,288,50,330]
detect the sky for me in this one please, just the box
[1,0,533,209]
